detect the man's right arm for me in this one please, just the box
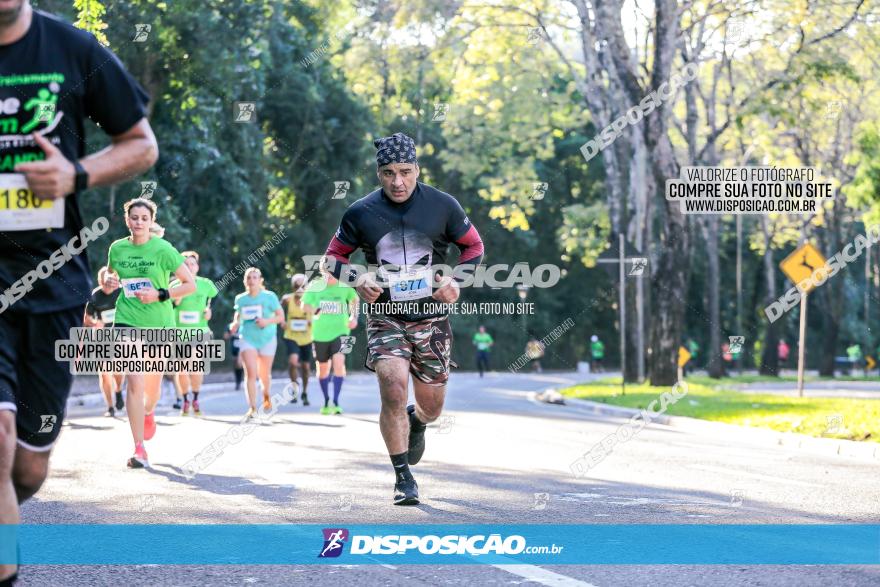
[324,208,382,302]
[80,118,158,189]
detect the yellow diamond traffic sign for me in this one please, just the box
[678,346,692,368]
[780,243,827,294]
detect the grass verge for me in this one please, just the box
[560,377,879,443]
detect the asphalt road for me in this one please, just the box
[17,370,880,586]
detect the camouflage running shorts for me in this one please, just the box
[365,314,454,385]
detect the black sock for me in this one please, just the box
[390,452,410,477]
[409,406,427,431]
[0,573,17,587]
[192,391,199,401]
[182,392,189,402]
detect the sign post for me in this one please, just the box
[597,238,646,395]
[779,243,827,398]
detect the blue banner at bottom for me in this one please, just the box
[1,524,878,565]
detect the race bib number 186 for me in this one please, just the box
[0,173,65,231]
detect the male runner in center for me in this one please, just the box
[323,132,484,505]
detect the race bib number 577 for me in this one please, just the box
[0,173,65,231]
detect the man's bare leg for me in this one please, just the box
[411,379,446,425]
[376,357,410,454]
[375,358,422,505]
[99,372,115,411]
[12,447,50,504]
[0,411,18,582]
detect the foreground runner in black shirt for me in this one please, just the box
[324,132,483,505]
[0,3,158,583]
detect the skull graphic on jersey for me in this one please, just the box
[375,228,433,281]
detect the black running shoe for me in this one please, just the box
[103,407,115,417]
[115,392,125,410]
[290,394,298,404]
[407,404,427,465]
[393,471,419,505]
[172,400,182,410]
[301,393,310,406]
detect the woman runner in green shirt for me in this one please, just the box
[171,250,217,416]
[107,198,195,469]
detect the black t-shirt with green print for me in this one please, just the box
[0,10,149,313]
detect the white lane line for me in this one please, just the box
[689,464,823,488]
[493,564,599,586]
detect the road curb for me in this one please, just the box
[561,395,880,462]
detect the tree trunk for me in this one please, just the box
[705,217,724,378]
[759,218,780,375]
[817,196,845,376]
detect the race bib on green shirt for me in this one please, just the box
[319,301,342,314]
[178,310,200,325]
[121,277,154,298]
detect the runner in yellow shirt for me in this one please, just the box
[281,274,313,406]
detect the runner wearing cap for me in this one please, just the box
[322,132,484,505]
